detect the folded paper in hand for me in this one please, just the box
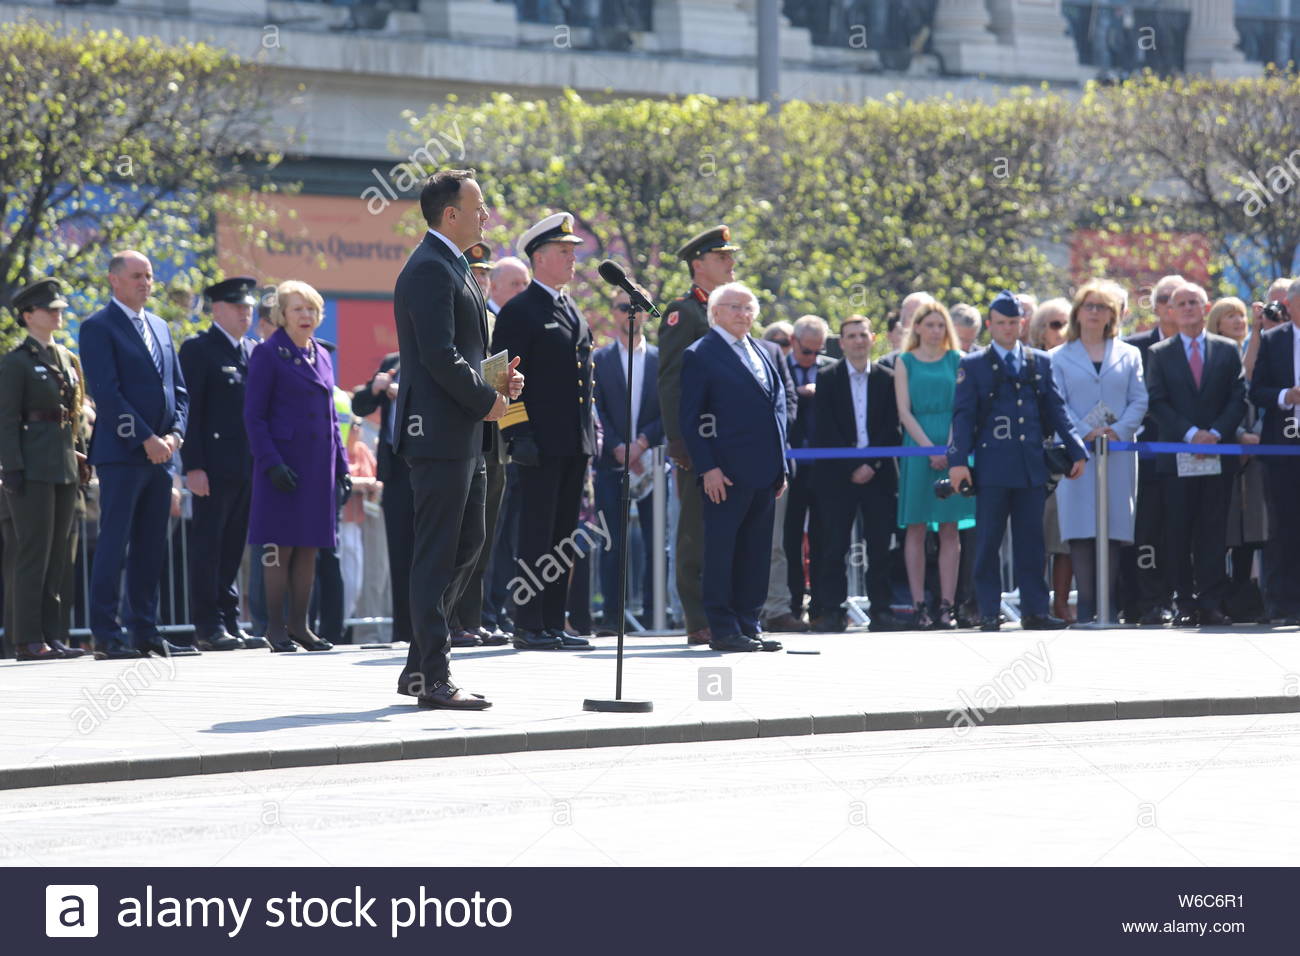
[481,349,509,393]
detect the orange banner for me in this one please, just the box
[217,193,420,295]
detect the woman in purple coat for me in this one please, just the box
[245,280,349,652]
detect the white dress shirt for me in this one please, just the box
[1178,331,1219,441]
[616,336,647,442]
[426,228,463,260]
[848,360,871,447]
[112,295,160,360]
[713,326,768,391]
[1279,322,1300,410]
[992,340,1025,372]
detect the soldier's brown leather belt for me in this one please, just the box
[24,409,69,424]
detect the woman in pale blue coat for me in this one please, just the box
[1050,280,1148,623]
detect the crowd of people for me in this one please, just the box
[2,169,1299,705]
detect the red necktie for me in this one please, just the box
[1189,338,1203,388]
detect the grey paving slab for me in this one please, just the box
[1,624,1298,790]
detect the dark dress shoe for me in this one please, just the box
[140,639,201,657]
[450,629,482,648]
[547,628,591,649]
[48,640,86,659]
[1199,609,1232,626]
[222,619,252,644]
[1173,609,1200,628]
[476,627,510,646]
[808,614,847,633]
[512,629,562,650]
[868,610,905,632]
[1137,607,1169,627]
[418,681,492,710]
[241,634,269,649]
[94,644,142,660]
[1021,613,1068,630]
[761,612,809,633]
[267,633,299,652]
[979,616,1002,632]
[751,637,783,651]
[709,633,761,652]
[16,642,62,661]
[289,631,333,651]
[687,627,712,645]
[197,629,241,651]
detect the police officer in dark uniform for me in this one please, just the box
[658,225,740,644]
[948,291,1088,631]
[0,278,90,660]
[491,212,596,650]
[178,276,268,650]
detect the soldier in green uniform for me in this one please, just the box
[0,278,90,660]
[657,225,739,645]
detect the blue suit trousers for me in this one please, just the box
[973,485,1049,618]
[90,463,174,648]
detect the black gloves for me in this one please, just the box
[508,435,540,467]
[338,473,353,500]
[268,463,298,493]
[1,470,24,496]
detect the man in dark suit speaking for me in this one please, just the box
[679,282,788,653]
[391,169,522,710]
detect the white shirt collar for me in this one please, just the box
[426,228,462,259]
[713,325,747,348]
[847,358,871,376]
[1179,330,1207,348]
[213,323,244,351]
[533,278,565,302]
[993,340,1022,363]
[112,296,144,320]
[617,336,647,356]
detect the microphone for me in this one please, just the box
[597,259,661,317]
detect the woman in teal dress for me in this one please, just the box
[893,300,974,628]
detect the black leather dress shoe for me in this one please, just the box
[241,634,269,649]
[1021,613,1068,630]
[1199,609,1232,626]
[1137,607,1169,627]
[222,619,253,645]
[1173,609,1200,627]
[979,616,1002,632]
[547,628,592,649]
[16,642,61,661]
[197,628,241,651]
[94,644,142,660]
[267,633,298,653]
[709,633,761,652]
[48,640,86,659]
[141,639,201,657]
[512,629,562,650]
[449,629,482,648]
[476,627,510,646]
[418,681,492,710]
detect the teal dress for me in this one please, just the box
[897,350,975,531]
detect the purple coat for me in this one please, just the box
[244,328,348,547]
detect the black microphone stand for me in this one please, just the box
[584,300,653,714]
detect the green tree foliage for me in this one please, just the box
[0,19,283,347]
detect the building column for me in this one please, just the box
[1176,0,1260,76]
[931,0,1000,74]
[983,0,1088,81]
[419,0,519,44]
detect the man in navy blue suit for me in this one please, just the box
[679,282,788,652]
[592,288,664,626]
[80,250,192,659]
[948,291,1087,632]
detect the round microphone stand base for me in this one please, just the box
[583,698,654,713]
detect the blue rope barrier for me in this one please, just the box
[788,442,1300,460]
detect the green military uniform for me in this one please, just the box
[0,278,88,659]
[657,225,739,638]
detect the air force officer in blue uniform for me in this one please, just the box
[679,282,788,652]
[948,291,1087,631]
[79,250,192,658]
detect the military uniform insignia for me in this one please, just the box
[559,218,573,234]
[666,311,679,327]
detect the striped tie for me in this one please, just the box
[134,312,163,375]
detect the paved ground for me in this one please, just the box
[3,714,1297,866]
[2,623,1298,790]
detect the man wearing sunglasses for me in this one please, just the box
[1120,273,1185,626]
